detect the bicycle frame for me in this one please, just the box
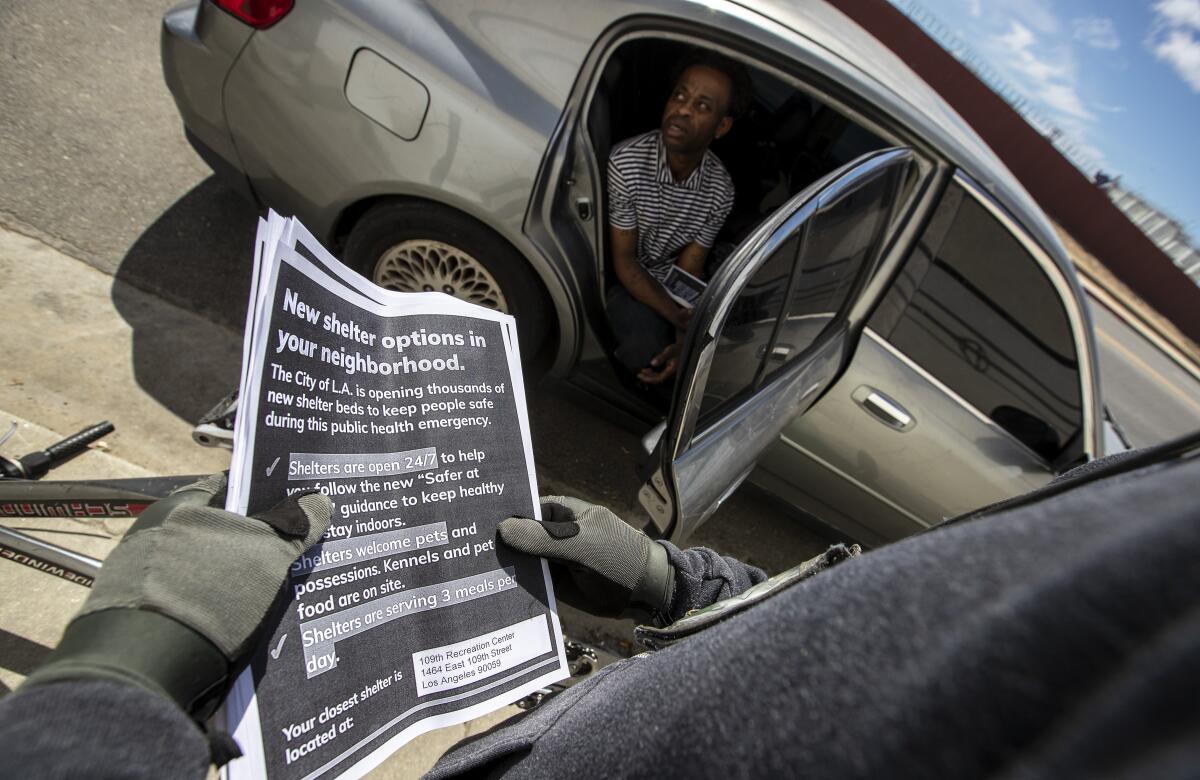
[0,476,201,587]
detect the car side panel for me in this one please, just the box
[755,330,1051,543]
[222,1,557,241]
[161,0,255,175]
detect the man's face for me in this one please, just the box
[660,64,734,156]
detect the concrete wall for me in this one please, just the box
[826,0,1200,342]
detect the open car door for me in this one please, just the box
[640,147,918,542]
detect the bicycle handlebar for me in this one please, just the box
[0,421,115,480]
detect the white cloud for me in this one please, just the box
[1154,29,1200,91]
[1038,82,1094,119]
[993,21,1094,119]
[996,20,1036,52]
[958,0,1060,33]
[1072,17,1120,50]
[1150,0,1200,92]
[1154,0,1200,30]
[1000,0,1061,35]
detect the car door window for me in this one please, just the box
[765,169,902,383]
[697,233,797,419]
[699,161,907,423]
[869,178,1082,461]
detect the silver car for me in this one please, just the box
[162,0,1105,545]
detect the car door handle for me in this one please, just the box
[852,386,914,431]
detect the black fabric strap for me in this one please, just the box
[23,609,229,721]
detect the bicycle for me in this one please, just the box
[0,419,204,587]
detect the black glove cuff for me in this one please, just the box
[23,609,229,722]
[630,541,676,624]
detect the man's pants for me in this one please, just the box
[606,286,676,373]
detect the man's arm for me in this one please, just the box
[498,498,766,625]
[637,340,681,385]
[684,173,733,280]
[659,542,767,622]
[635,241,709,385]
[675,241,710,279]
[611,226,689,330]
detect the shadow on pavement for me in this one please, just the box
[111,176,256,422]
[0,629,53,692]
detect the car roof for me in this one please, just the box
[732,0,1071,270]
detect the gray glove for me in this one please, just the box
[23,473,332,721]
[498,496,674,622]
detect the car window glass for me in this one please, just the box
[696,233,798,420]
[869,180,1082,461]
[763,165,904,383]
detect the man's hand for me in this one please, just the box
[638,342,681,385]
[668,305,692,331]
[498,497,675,623]
[22,474,333,722]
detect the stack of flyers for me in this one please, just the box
[222,211,567,780]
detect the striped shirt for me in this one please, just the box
[607,130,735,281]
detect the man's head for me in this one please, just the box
[660,53,748,157]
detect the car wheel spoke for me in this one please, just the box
[373,240,510,312]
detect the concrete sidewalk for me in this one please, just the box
[0,226,514,776]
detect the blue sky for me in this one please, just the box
[888,0,1200,234]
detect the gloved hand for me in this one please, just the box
[22,473,332,722]
[498,496,675,623]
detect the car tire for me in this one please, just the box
[343,200,552,363]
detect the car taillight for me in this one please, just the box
[212,0,294,29]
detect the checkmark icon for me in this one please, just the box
[270,633,287,660]
[266,456,281,477]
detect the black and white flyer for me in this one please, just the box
[660,264,707,309]
[223,212,567,780]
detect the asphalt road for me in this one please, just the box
[1088,300,1200,448]
[0,0,260,329]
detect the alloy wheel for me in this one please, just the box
[373,239,509,312]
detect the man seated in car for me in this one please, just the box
[606,53,747,384]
